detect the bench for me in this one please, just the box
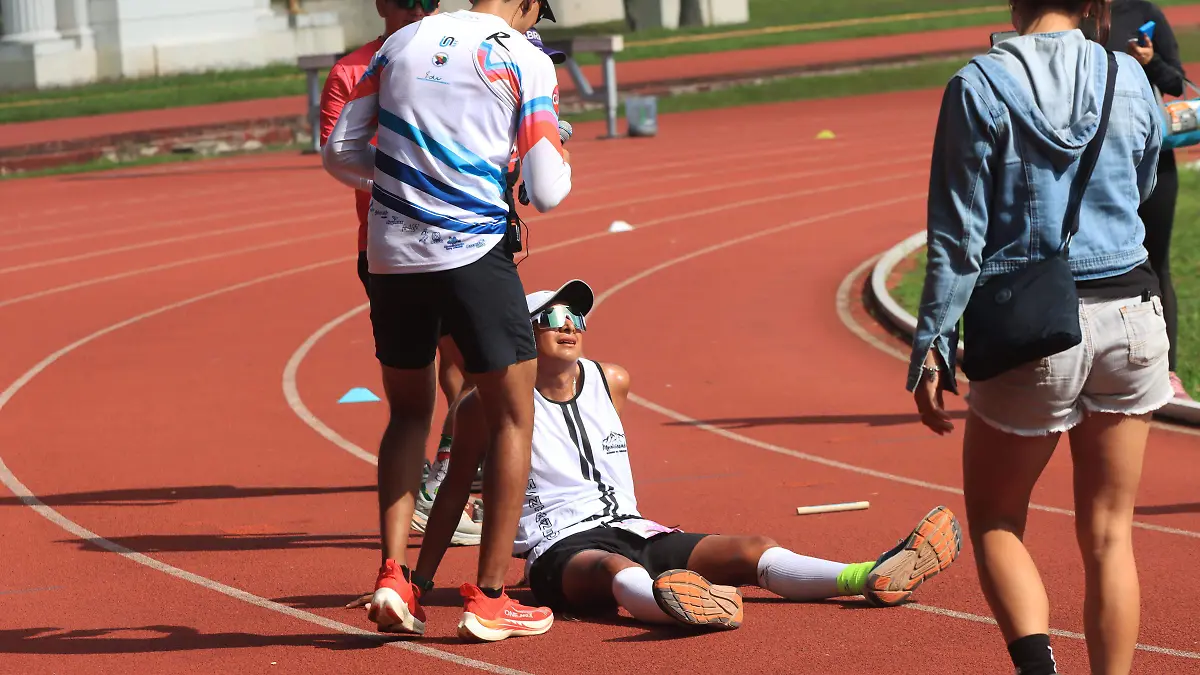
[297,33,624,153]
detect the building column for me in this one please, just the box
[0,0,61,43]
[55,0,92,42]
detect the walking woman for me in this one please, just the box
[1105,0,1191,398]
[907,1,1169,673]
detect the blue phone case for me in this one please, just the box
[1139,20,1156,44]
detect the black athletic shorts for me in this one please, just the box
[527,526,709,614]
[367,241,534,374]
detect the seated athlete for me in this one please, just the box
[371,279,962,634]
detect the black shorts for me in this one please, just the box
[367,241,534,374]
[527,526,709,614]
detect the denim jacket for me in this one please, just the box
[906,30,1162,392]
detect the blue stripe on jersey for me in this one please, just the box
[371,184,507,235]
[377,109,504,194]
[374,150,506,220]
[519,96,556,120]
[359,53,388,84]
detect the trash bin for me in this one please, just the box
[625,95,658,137]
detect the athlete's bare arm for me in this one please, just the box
[600,363,630,415]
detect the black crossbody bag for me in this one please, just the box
[960,50,1117,382]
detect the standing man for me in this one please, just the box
[319,0,482,546]
[322,0,572,641]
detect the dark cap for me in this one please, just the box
[525,28,566,64]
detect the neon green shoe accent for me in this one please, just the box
[836,561,875,596]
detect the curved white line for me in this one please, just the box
[0,256,533,675]
[282,173,927,466]
[280,187,1200,660]
[283,302,377,466]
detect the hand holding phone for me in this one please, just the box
[1138,20,1156,46]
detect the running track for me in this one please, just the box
[2,88,1199,674]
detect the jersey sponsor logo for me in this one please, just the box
[385,213,419,233]
[417,70,448,85]
[444,235,464,251]
[418,229,443,245]
[433,52,449,67]
[602,432,627,454]
[439,36,457,48]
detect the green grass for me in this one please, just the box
[544,0,1200,63]
[546,0,1013,64]
[563,56,966,122]
[0,64,320,125]
[890,168,1200,397]
[1169,166,1200,395]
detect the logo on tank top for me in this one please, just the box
[602,432,627,454]
[433,52,449,67]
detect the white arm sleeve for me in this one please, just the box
[321,55,385,192]
[515,57,572,212]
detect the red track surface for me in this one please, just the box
[2,88,1200,675]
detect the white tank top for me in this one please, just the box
[514,359,641,565]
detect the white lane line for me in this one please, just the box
[0,257,534,675]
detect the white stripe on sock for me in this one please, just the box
[756,546,848,601]
[611,567,674,624]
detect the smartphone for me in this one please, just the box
[1138,20,1156,46]
[990,30,1018,47]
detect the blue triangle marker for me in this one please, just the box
[339,387,381,404]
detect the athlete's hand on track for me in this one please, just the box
[914,352,954,435]
[345,592,373,609]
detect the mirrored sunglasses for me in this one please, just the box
[397,0,439,11]
[532,305,586,331]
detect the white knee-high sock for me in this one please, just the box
[611,567,674,624]
[756,546,851,601]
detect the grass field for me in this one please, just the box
[889,166,1200,397]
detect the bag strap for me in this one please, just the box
[1062,50,1118,255]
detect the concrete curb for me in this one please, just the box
[869,231,1200,426]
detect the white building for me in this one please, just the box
[0,0,345,91]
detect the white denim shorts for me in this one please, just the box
[966,295,1174,436]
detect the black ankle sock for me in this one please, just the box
[1008,634,1057,675]
[480,586,504,599]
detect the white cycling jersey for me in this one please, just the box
[323,10,572,274]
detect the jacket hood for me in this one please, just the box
[972,30,1107,163]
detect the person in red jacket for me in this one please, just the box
[319,0,482,544]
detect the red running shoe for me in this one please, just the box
[367,559,426,635]
[456,583,553,642]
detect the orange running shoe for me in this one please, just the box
[367,559,427,635]
[652,569,743,629]
[864,505,962,607]
[456,583,553,642]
